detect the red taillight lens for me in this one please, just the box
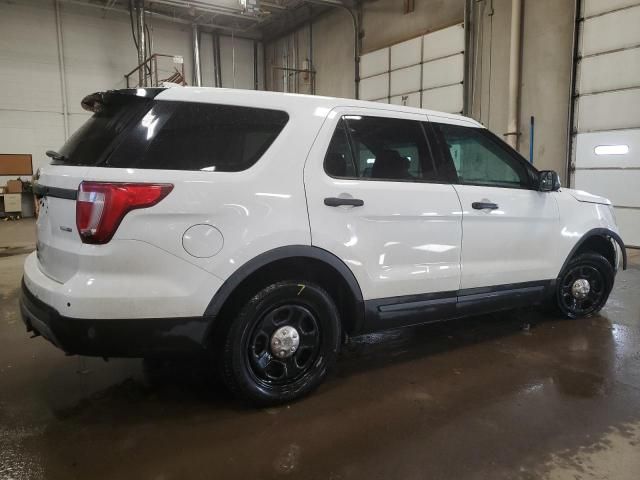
[76,182,173,244]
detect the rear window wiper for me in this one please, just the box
[45,150,67,162]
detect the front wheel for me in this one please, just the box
[556,253,614,319]
[221,280,341,406]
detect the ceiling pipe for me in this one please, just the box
[308,5,315,94]
[253,40,259,90]
[565,0,581,188]
[463,0,473,116]
[212,32,222,87]
[505,0,523,149]
[262,2,287,10]
[54,0,70,140]
[192,23,202,86]
[151,0,262,22]
[136,0,147,86]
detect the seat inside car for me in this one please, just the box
[325,151,355,177]
[371,150,412,180]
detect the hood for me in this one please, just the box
[563,188,612,206]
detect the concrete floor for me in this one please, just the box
[1,219,639,480]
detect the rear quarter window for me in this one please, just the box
[108,102,289,172]
[57,94,152,166]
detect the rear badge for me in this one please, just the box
[59,226,73,233]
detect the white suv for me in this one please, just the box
[21,87,627,405]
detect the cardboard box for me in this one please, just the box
[5,180,23,193]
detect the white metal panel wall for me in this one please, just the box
[573,0,640,246]
[422,24,464,62]
[360,47,389,78]
[390,92,421,108]
[360,74,389,101]
[390,37,421,70]
[583,0,639,16]
[390,64,421,96]
[359,23,464,112]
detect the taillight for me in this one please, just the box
[76,182,173,244]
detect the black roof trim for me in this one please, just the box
[81,88,166,112]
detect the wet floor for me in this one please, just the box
[1,238,639,479]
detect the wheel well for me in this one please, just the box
[212,257,361,342]
[573,235,616,269]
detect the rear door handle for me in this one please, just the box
[324,197,364,207]
[472,202,499,210]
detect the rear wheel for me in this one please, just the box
[556,253,614,319]
[221,280,341,406]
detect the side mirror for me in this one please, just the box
[539,170,561,192]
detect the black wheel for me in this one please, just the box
[221,281,341,406]
[556,253,614,319]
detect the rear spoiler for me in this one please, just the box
[81,88,166,113]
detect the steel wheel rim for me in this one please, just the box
[247,304,321,386]
[559,265,606,316]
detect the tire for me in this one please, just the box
[556,252,614,319]
[221,280,341,406]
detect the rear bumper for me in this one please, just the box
[20,280,212,358]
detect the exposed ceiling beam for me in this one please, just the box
[58,0,262,38]
[150,0,263,22]
[300,0,355,8]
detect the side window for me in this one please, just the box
[434,123,532,189]
[324,115,438,182]
[324,119,357,178]
[108,102,289,171]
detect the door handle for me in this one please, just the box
[472,201,499,210]
[324,197,364,207]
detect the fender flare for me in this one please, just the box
[559,228,627,275]
[203,245,365,329]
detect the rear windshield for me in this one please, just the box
[58,94,151,166]
[57,97,289,172]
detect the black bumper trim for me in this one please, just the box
[20,280,212,358]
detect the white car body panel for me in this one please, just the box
[552,191,621,272]
[452,184,560,289]
[303,107,463,300]
[564,188,612,206]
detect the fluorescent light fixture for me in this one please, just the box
[366,158,375,164]
[594,145,629,155]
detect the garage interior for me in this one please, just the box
[1,0,639,478]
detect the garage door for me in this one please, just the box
[359,24,464,114]
[572,0,640,246]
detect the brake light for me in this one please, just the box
[76,182,173,244]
